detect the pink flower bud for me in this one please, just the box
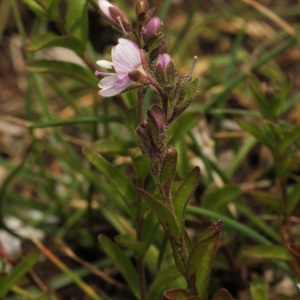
[154,54,176,86]
[156,54,172,71]
[144,17,161,39]
[98,0,131,32]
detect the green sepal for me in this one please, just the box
[186,220,223,300]
[172,167,200,236]
[155,63,167,85]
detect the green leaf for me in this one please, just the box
[92,139,136,155]
[172,167,200,235]
[84,148,137,215]
[279,125,300,154]
[27,60,98,88]
[138,189,180,241]
[129,147,151,182]
[26,33,85,56]
[160,145,178,193]
[246,190,283,212]
[147,266,181,300]
[287,180,300,213]
[250,278,268,300]
[163,288,189,300]
[21,0,47,18]
[238,120,270,147]
[0,250,40,298]
[249,76,274,121]
[201,184,241,211]
[168,111,200,144]
[213,289,233,300]
[186,220,223,300]
[99,235,140,299]
[242,245,294,261]
[66,0,88,45]
[115,234,147,258]
[47,0,61,20]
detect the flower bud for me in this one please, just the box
[98,0,131,32]
[144,17,161,39]
[146,105,165,143]
[135,0,148,23]
[171,74,198,118]
[154,54,176,86]
[128,70,150,85]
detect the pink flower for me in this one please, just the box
[95,38,147,97]
[98,0,130,31]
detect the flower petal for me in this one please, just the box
[99,75,131,97]
[112,38,142,74]
[98,0,114,22]
[96,60,114,69]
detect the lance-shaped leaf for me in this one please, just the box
[115,234,147,259]
[0,250,40,298]
[250,278,268,300]
[279,125,300,154]
[147,266,181,300]
[242,245,294,261]
[26,33,85,56]
[84,148,137,215]
[186,220,223,300]
[66,0,88,44]
[160,145,177,193]
[213,289,233,300]
[202,184,241,211]
[249,76,274,121]
[129,147,151,183]
[27,60,98,88]
[21,0,47,18]
[238,120,272,148]
[163,288,202,300]
[172,167,200,236]
[138,189,180,241]
[99,235,140,299]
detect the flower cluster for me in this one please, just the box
[95,0,198,127]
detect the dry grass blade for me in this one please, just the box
[56,240,128,291]
[240,0,296,37]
